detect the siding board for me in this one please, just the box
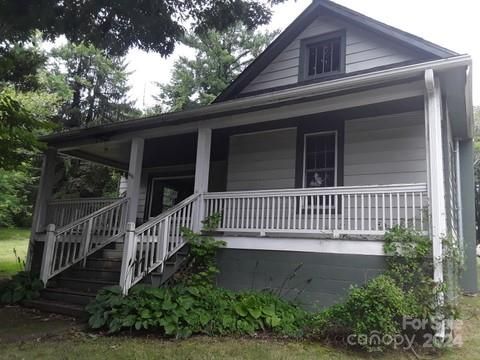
[227,128,297,191]
[242,15,418,94]
[344,111,427,186]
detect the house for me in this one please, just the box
[26,0,477,315]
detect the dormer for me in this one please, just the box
[215,0,457,101]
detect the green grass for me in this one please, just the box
[0,228,30,279]
[1,293,480,359]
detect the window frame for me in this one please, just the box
[298,30,346,82]
[302,130,338,189]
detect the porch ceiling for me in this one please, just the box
[62,140,131,170]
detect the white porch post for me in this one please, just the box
[126,137,144,224]
[26,147,57,271]
[193,127,212,231]
[424,69,447,339]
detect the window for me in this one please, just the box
[303,132,337,188]
[300,32,345,80]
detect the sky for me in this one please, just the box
[125,0,480,109]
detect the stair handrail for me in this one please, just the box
[120,193,201,294]
[55,197,128,235]
[40,197,129,284]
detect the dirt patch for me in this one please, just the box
[0,306,83,344]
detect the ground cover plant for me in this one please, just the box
[86,219,459,353]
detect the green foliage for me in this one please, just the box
[308,227,460,351]
[383,226,437,319]
[0,1,283,56]
[0,43,46,91]
[86,284,306,338]
[0,89,51,171]
[176,214,226,287]
[0,271,43,304]
[155,24,279,112]
[54,158,121,199]
[311,276,408,351]
[47,42,137,128]
[0,168,34,227]
[0,249,42,304]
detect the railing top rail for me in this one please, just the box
[204,183,428,199]
[48,197,122,205]
[55,197,129,235]
[135,193,200,234]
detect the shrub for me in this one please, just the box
[311,275,408,351]
[0,271,43,304]
[86,284,307,338]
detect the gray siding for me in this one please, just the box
[344,111,427,185]
[227,128,297,191]
[216,248,386,310]
[242,15,417,93]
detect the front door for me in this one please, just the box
[147,176,194,219]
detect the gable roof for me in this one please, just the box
[215,0,458,102]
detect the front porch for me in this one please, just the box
[26,60,474,308]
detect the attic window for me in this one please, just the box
[300,32,345,80]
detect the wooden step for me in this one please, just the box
[23,299,87,319]
[64,267,121,282]
[85,257,122,270]
[41,288,96,306]
[100,248,123,260]
[50,277,117,293]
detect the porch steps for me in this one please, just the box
[27,241,190,319]
[25,242,122,318]
[148,249,189,287]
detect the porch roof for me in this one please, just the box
[42,55,472,151]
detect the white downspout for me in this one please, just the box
[425,69,447,341]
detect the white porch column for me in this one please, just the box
[193,127,212,230]
[126,137,144,224]
[425,69,447,339]
[194,127,212,193]
[26,147,57,271]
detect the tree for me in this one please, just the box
[0,42,56,170]
[156,24,278,112]
[46,42,138,128]
[0,0,285,56]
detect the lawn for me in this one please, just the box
[0,293,479,359]
[0,228,30,279]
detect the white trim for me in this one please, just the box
[303,130,338,188]
[205,183,427,198]
[424,69,447,340]
[218,236,385,256]
[230,127,297,137]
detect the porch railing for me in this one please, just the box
[40,198,129,284]
[203,183,428,237]
[120,194,200,294]
[46,197,121,228]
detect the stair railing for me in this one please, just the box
[120,193,201,295]
[40,197,129,285]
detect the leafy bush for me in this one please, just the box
[383,226,437,320]
[310,275,408,351]
[308,227,460,351]
[0,271,43,304]
[86,284,307,338]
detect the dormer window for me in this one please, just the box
[300,31,346,81]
